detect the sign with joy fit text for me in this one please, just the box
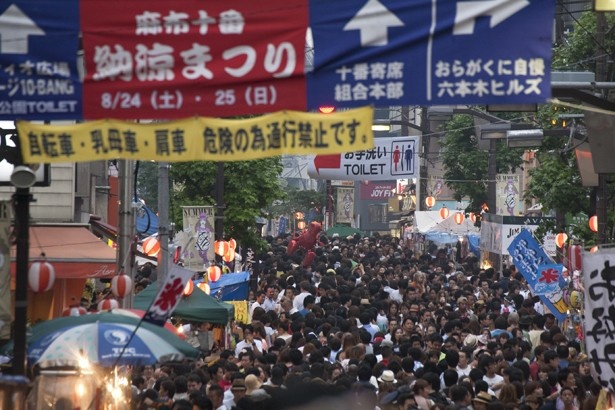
[307,136,418,180]
[308,0,554,108]
[80,0,308,119]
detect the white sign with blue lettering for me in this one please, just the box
[308,0,554,108]
[0,1,81,120]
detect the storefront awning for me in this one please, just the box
[10,225,117,279]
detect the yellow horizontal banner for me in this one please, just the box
[16,107,374,164]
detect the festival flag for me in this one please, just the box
[143,264,194,326]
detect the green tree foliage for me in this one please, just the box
[552,11,615,80]
[136,161,161,212]
[439,114,524,212]
[169,158,285,251]
[524,10,615,242]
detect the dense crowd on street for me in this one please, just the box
[130,233,600,410]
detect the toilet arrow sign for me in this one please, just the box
[0,4,45,54]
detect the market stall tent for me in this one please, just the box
[414,211,480,245]
[134,283,234,324]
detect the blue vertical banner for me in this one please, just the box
[308,0,554,108]
[0,1,82,120]
[507,229,568,322]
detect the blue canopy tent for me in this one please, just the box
[209,272,250,301]
[135,203,158,236]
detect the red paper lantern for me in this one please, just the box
[228,238,237,250]
[142,236,160,256]
[294,212,304,220]
[589,215,598,233]
[183,280,194,296]
[63,306,87,317]
[207,266,222,282]
[111,274,133,299]
[28,261,55,293]
[567,244,582,271]
[97,298,119,311]
[454,212,465,225]
[223,247,235,263]
[555,233,568,248]
[214,240,229,257]
[198,282,210,294]
[439,206,449,219]
[590,246,599,253]
[425,196,436,208]
[469,212,477,223]
[297,221,306,230]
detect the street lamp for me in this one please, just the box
[11,163,36,376]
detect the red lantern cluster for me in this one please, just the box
[207,266,222,282]
[97,298,119,311]
[567,243,582,271]
[589,215,598,233]
[198,282,211,294]
[425,196,436,208]
[111,274,133,299]
[183,280,194,296]
[63,306,87,317]
[454,212,465,225]
[28,261,56,293]
[142,236,160,256]
[555,233,568,248]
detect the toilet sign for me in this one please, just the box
[307,136,418,180]
[0,1,81,120]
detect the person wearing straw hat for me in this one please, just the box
[472,391,494,410]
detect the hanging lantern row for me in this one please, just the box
[62,306,87,317]
[214,240,229,257]
[555,233,568,249]
[207,266,221,282]
[142,236,160,257]
[223,247,235,262]
[197,282,210,295]
[439,206,449,219]
[567,243,582,272]
[589,215,598,233]
[28,260,56,293]
[97,298,119,311]
[111,273,133,299]
[425,196,436,208]
[454,212,464,225]
[183,280,194,296]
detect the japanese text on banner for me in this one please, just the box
[81,0,308,119]
[16,107,374,164]
[583,250,615,391]
[507,229,568,322]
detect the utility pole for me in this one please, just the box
[117,160,135,308]
[595,12,608,245]
[157,162,170,285]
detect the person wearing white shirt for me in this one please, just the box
[249,291,266,321]
[235,325,263,356]
[293,281,312,312]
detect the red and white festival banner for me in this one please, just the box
[81,0,308,119]
[144,263,194,326]
[583,248,615,391]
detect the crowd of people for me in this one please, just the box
[131,233,599,410]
